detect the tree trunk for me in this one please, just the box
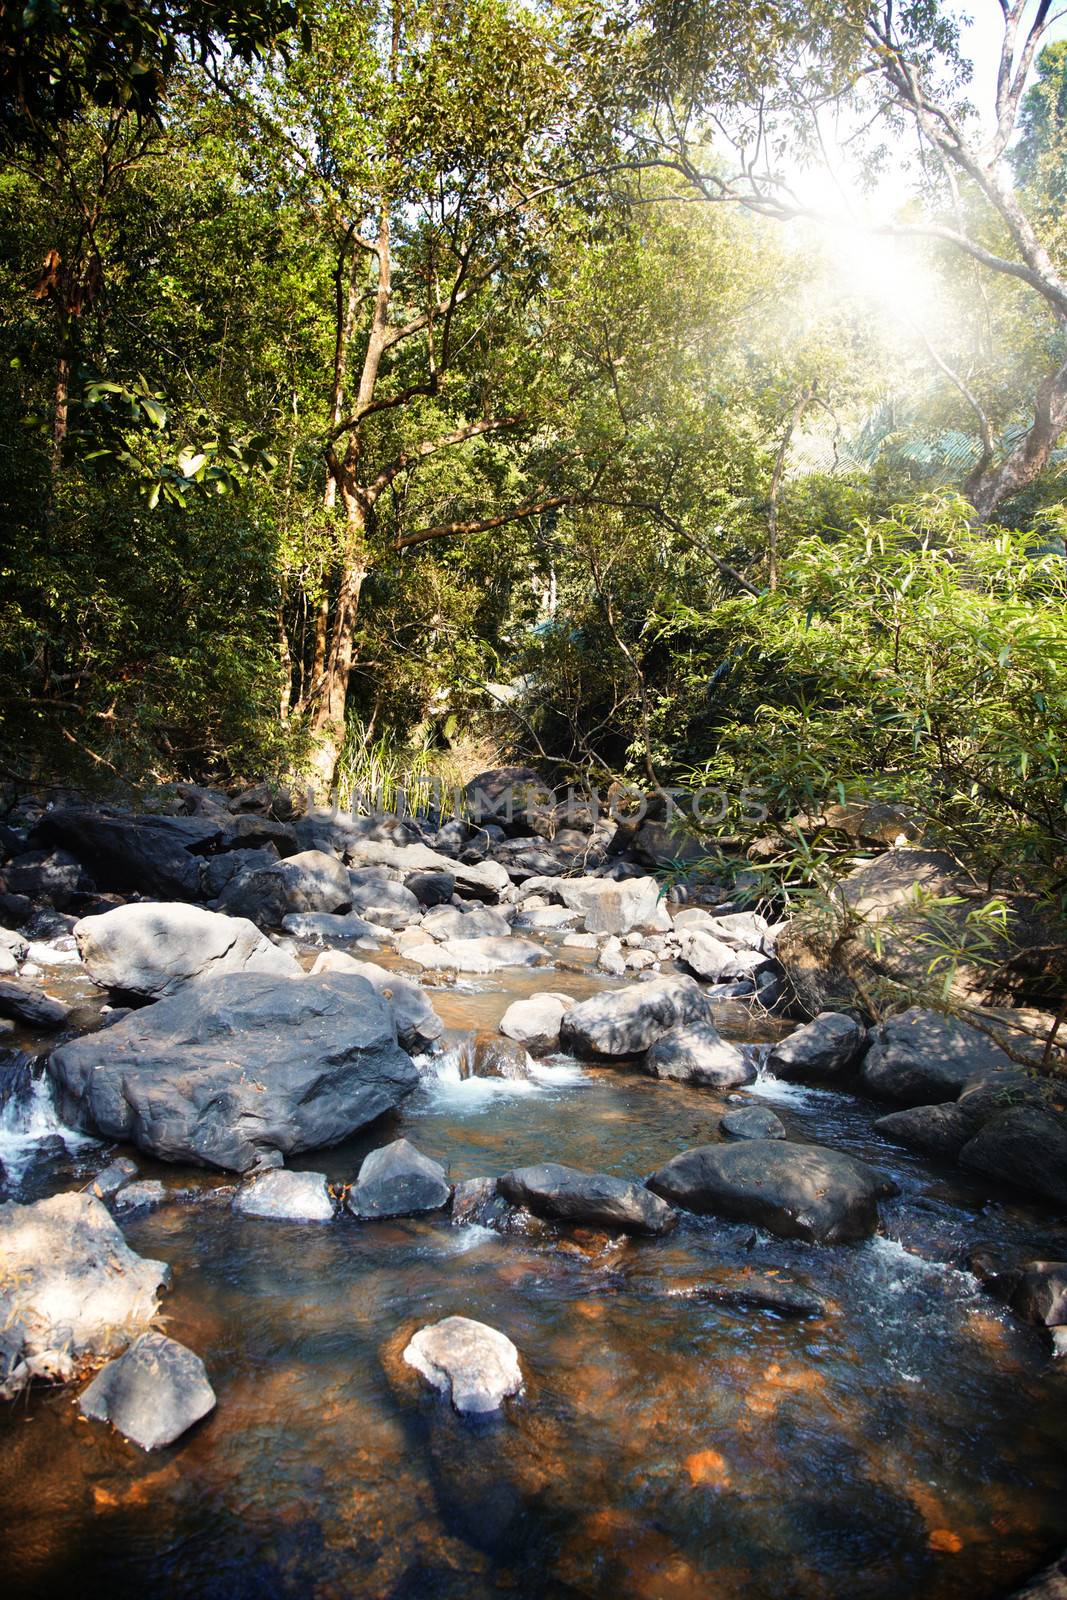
[308,487,368,793]
[968,356,1067,521]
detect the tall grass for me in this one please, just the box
[333,715,468,818]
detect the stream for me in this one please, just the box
[1,936,1066,1599]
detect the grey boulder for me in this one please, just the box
[420,904,511,941]
[347,1138,451,1218]
[647,1140,893,1243]
[559,974,712,1059]
[498,1161,676,1236]
[79,1332,216,1450]
[403,1316,523,1414]
[767,1012,867,1081]
[0,979,70,1030]
[309,950,443,1052]
[74,901,300,999]
[499,991,574,1054]
[282,910,382,944]
[643,1020,755,1086]
[48,971,418,1173]
[959,1106,1067,1207]
[555,874,666,935]
[234,1168,334,1221]
[32,808,219,899]
[401,935,545,974]
[860,1007,1017,1105]
[874,1102,975,1159]
[218,849,352,927]
[720,1105,786,1140]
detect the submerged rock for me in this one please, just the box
[647,1140,893,1243]
[720,1105,786,1140]
[75,901,300,999]
[403,1316,523,1414]
[114,1179,167,1212]
[642,1021,754,1087]
[498,1161,676,1236]
[559,974,712,1059]
[665,1271,826,1319]
[233,1169,335,1221]
[48,971,418,1173]
[766,1012,867,1081]
[347,1137,451,1218]
[0,1192,168,1396]
[79,1332,216,1450]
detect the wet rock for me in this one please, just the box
[1009,1262,1067,1328]
[403,1316,523,1414]
[559,974,712,1059]
[642,1021,755,1087]
[79,1332,216,1450]
[218,849,353,927]
[33,808,219,899]
[720,1105,785,1140]
[48,971,418,1173]
[114,1180,167,1212]
[402,935,545,974]
[420,903,511,941]
[873,1102,975,1158]
[498,1161,676,1236]
[407,870,455,906]
[766,1012,867,1081]
[281,910,381,944]
[0,978,70,1030]
[959,1106,1067,1207]
[347,1137,451,1218]
[499,991,575,1053]
[456,1034,532,1080]
[647,1140,893,1243]
[84,1155,139,1200]
[233,1168,334,1221]
[308,950,442,1052]
[451,1176,516,1230]
[555,874,666,935]
[75,901,300,1000]
[0,1192,168,1396]
[860,1007,1016,1105]
[665,1271,826,1318]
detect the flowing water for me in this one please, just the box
[2,944,1066,1600]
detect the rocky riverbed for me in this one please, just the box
[0,777,1065,1598]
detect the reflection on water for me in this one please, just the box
[1,956,1066,1599]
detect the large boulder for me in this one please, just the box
[959,1107,1067,1207]
[309,950,443,1052]
[642,1021,754,1087]
[199,846,280,901]
[47,971,418,1173]
[860,1007,1017,1105]
[766,1012,867,1081]
[0,1192,168,1396]
[420,904,511,942]
[555,875,666,935]
[281,911,381,944]
[74,902,301,1000]
[676,929,741,982]
[346,874,421,929]
[79,1332,216,1450]
[0,849,90,908]
[559,974,712,1059]
[498,1161,676,1236]
[402,1316,523,1415]
[873,1102,975,1159]
[218,849,352,926]
[777,849,1013,1016]
[33,808,220,899]
[347,1138,451,1218]
[499,992,575,1054]
[647,1140,893,1243]
[345,839,511,903]
[0,979,70,1030]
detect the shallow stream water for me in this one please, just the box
[1,940,1066,1599]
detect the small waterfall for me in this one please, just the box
[0,1051,94,1189]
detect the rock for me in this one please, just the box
[230,782,302,821]
[218,849,353,926]
[647,1140,893,1243]
[1006,1262,1067,1328]
[346,875,421,928]
[79,1332,216,1450]
[114,1180,167,1212]
[561,932,598,950]
[282,910,381,944]
[555,874,666,935]
[407,870,455,906]
[498,1162,676,1236]
[666,1272,826,1319]
[403,1316,523,1415]
[597,938,627,976]
[48,971,418,1173]
[959,1106,1067,1207]
[643,1021,755,1087]
[0,1193,168,1395]
[455,1034,532,1080]
[514,904,577,930]
[308,951,442,1052]
[84,1156,139,1200]
[199,845,280,900]
[559,974,712,1059]
[74,902,300,1000]
[873,1102,975,1158]
[33,808,220,899]
[347,1137,451,1218]
[0,978,70,1030]
[465,767,549,829]
[860,1008,1017,1105]
[215,815,297,855]
[677,929,742,982]
[0,848,90,908]
[346,839,511,902]
[720,1105,786,1140]
[451,1176,514,1229]
[499,992,574,1054]
[420,904,511,941]
[402,935,546,974]
[767,1012,867,1081]
[233,1169,334,1221]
